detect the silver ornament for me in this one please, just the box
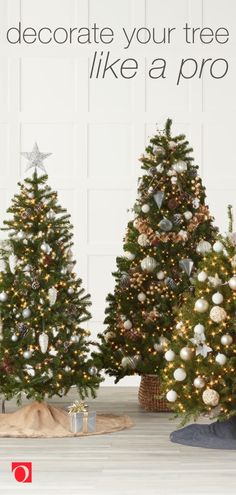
[153,191,165,209]
[215,353,227,365]
[194,376,205,389]
[23,350,32,359]
[22,308,31,319]
[173,214,182,226]
[180,347,193,361]
[159,217,173,232]
[194,298,209,313]
[221,334,233,346]
[68,287,74,295]
[11,334,18,342]
[52,327,59,337]
[39,332,49,353]
[124,251,135,261]
[141,256,157,273]
[21,142,52,173]
[196,240,212,254]
[121,355,140,369]
[173,161,187,173]
[179,258,194,276]
[88,366,98,376]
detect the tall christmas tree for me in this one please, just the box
[163,207,236,425]
[0,144,100,405]
[94,120,217,388]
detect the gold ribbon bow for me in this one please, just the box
[68,401,89,434]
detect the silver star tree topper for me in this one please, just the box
[21,142,52,173]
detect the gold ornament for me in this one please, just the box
[209,306,227,323]
[202,388,220,407]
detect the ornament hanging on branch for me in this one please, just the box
[9,254,18,274]
[39,332,49,354]
[48,287,58,307]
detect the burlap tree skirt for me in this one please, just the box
[0,402,133,438]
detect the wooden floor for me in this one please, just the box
[0,387,235,495]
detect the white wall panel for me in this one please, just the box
[0,0,235,386]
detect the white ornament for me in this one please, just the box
[210,306,227,323]
[133,218,140,229]
[208,273,222,288]
[194,323,205,335]
[171,177,178,185]
[138,234,149,247]
[193,198,200,209]
[23,350,32,359]
[0,259,6,272]
[213,241,223,253]
[124,251,135,261]
[176,321,183,330]
[47,209,55,220]
[164,349,176,362]
[183,211,193,220]
[9,254,18,274]
[52,327,59,337]
[71,334,80,343]
[229,277,236,291]
[196,240,212,255]
[197,271,208,282]
[180,347,193,361]
[221,334,233,346]
[64,366,71,372]
[168,141,177,150]
[22,308,31,319]
[157,270,165,280]
[138,292,146,302]
[194,376,205,389]
[68,287,74,295]
[48,287,58,307]
[39,332,49,353]
[11,334,18,342]
[212,292,224,305]
[231,255,236,268]
[41,242,51,254]
[195,298,209,313]
[156,164,164,173]
[123,320,132,330]
[0,292,8,302]
[141,256,157,273]
[24,364,35,377]
[178,230,188,241]
[17,230,25,240]
[166,390,178,402]
[49,347,58,356]
[173,367,187,381]
[141,204,150,213]
[202,388,220,406]
[121,355,140,369]
[215,353,227,365]
[173,161,187,173]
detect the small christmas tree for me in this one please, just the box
[0,144,100,405]
[163,207,236,424]
[94,120,217,387]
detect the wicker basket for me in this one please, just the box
[138,375,170,412]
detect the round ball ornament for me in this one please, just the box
[23,350,32,359]
[11,334,18,342]
[202,388,220,406]
[64,366,71,372]
[228,277,236,291]
[197,271,208,282]
[164,349,175,362]
[173,161,188,173]
[194,323,205,335]
[138,292,146,302]
[89,366,98,376]
[221,334,233,346]
[133,218,140,229]
[71,334,80,343]
[123,320,132,330]
[22,308,31,319]
[141,204,150,213]
[166,390,178,402]
[210,306,227,323]
[215,353,227,365]
[121,355,140,369]
[157,270,165,280]
[213,241,224,253]
[68,287,74,295]
[171,177,178,185]
[173,367,187,382]
[196,240,212,255]
[183,211,193,220]
[124,251,135,261]
[159,218,173,232]
[0,291,8,302]
[138,234,148,247]
[212,292,224,305]
[41,242,51,254]
[141,256,157,273]
[180,347,193,361]
[194,298,209,313]
[17,230,25,240]
[193,376,205,389]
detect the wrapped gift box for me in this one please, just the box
[70,411,96,434]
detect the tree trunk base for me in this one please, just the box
[138,375,170,412]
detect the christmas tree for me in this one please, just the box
[163,207,236,424]
[0,144,100,405]
[94,119,217,383]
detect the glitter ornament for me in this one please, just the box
[138,292,146,302]
[48,287,58,307]
[138,234,148,247]
[210,306,227,323]
[166,390,178,402]
[9,254,18,274]
[202,388,220,406]
[173,367,186,381]
[197,271,208,282]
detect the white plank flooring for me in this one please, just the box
[0,387,235,495]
